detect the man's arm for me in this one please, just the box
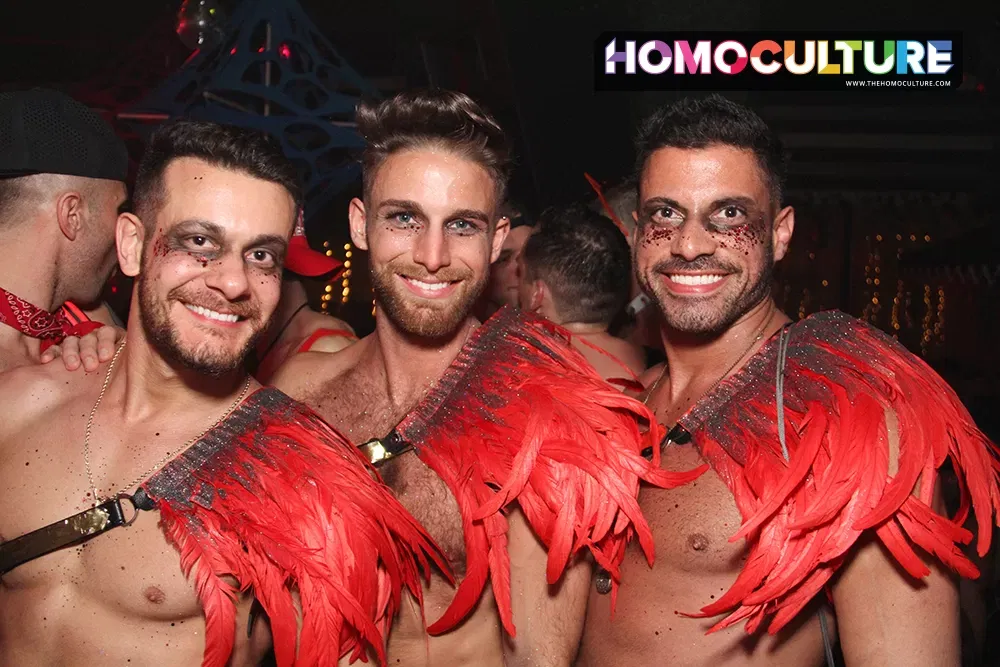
[502,507,592,667]
[831,410,960,666]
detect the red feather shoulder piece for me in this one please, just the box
[141,387,447,667]
[386,307,707,637]
[677,310,1000,635]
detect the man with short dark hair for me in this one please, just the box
[0,89,128,373]
[518,205,644,382]
[0,119,440,666]
[578,95,1000,666]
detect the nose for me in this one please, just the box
[671,219,718,262]
[202,253,251,302]
[411,226,451,273]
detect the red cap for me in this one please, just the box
[285,210,344,278]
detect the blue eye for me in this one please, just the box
[448,219,480,235]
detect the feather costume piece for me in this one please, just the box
[386,307,707,636]
[142,388,448,667]
[677,311,1000,634]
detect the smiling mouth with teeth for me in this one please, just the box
[402,277,457,292]
[667,274,727,286]
[184,303,241,323]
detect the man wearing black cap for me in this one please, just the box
[0,89,129,373]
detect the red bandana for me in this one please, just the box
[0,287,103,352]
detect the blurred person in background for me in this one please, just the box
[474,199,533,320]
[0,89,126,373]
[518,204,645,384]
[251,210,356,383]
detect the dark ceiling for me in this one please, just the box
[1,0,997,207]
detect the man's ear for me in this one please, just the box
[117,213,146,278]
[529,279,546,312]
[56,191,85,241]
[348,198,369,251]
[772,205,795,263]
[490,214,511,264]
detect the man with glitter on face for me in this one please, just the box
[577,95,1000,667]
[0,119,443,667]
[272,88,703,667]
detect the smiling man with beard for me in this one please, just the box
[0,120,442,667]
[577,95,1000,667]
[272,89,701,666]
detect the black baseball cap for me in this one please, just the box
[0,88,128,181]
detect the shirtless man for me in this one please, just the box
[272,89,685,667]
[517,204,644,383]
[0,89,125,373]
[579,96,998,665]
[252,211,356,383]
[0,119,437,666]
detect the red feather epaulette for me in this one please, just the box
[142,387,448,667]
[677,310,1000,634]
[388,306,707,636]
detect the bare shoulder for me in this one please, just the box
[0,362,96,439]
[301,312,356,337]
[270,334,369,401]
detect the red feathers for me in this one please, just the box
[392,307,707,636]
[679,311,1000,634]
[142,388,447,667]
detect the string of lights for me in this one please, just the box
[341,243,352,304]
[318,241,352,312]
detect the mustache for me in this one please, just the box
[169,287,261,320]
[652,257,740,275]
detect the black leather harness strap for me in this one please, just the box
[0,490,154,576]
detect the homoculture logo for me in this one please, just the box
[595,32,963,91]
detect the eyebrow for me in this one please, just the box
[450,208,491,225]
[169,219,227,237]
[639,195,760,215]
[378,199,425,215]
[708,196,759,211]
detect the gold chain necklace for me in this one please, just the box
[83,342,252,507]
[642,311,774,450]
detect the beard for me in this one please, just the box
[137,273,264,377]
[638,241,775,337]
[371,257,487,340]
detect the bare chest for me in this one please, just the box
[303,377,468,574]
[0,398,225,618]
[640,443,747,575]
